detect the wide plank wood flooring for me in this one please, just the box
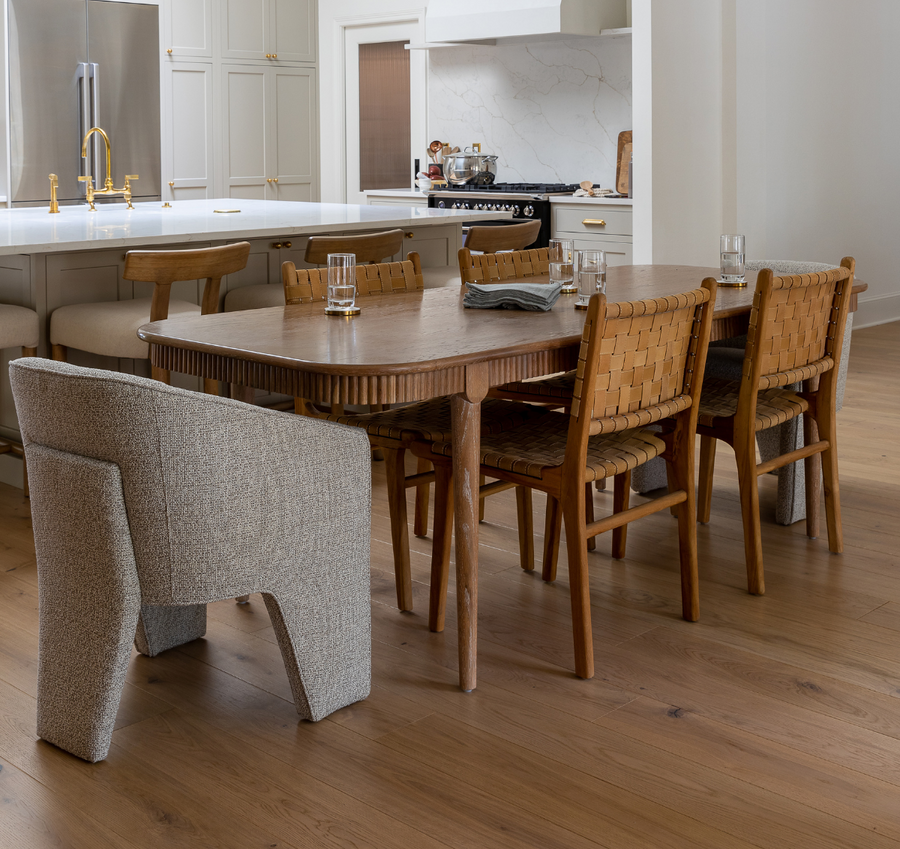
[1,322,899,848]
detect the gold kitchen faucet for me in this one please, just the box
[79,126,139,211]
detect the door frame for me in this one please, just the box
[321,10,427,204]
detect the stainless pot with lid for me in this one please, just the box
[444,144,498,185]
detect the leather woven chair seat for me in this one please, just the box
[50,298,201,360]
[699,377,809,431]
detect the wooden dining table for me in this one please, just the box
[138,265,865,692]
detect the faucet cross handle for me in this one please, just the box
[78,175,97,211]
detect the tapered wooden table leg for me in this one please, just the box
[451,363,488,692]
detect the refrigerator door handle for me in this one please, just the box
[88,63,101,188]
[76,63,91,195]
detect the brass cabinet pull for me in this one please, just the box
[272,241,293,250]
[166,48,173,54]
[583,218,606,226]
[266,54,272,58]
[405,231,414,238]
[266,178,272,183]
[272,53,277,59]
[273,178,279,183]
[168,181,174,187]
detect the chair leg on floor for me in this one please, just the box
[51,344,67,361]
[697,435,716,524]
[667,446,699,622]
[803,411,822,540]
[428,463,454,632]
[542,494,561,582]
[585,482,596,551]
[816,405,844,554]
[383,447,413,612]
[611,471,631,559]
[562,484,594,679]
[735,425,765,595]
[515,486,535,571]
[413,457,431,538]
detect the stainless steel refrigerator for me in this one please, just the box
[8,0,161,207]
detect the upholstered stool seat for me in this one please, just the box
[0,304,39,350]
[50,297,202,360]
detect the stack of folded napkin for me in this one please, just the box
[463,281,563,311]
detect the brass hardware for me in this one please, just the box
[405,231,414,238]
[48,174,60,214]
[272,53,277,58]
[266,54,272,58]
[273,241,293,249]
[583,218,606,226]
[80,127,139,210]
[284,240,292,248]
[273,178,278,183]
[166,48,173,54]
[169,181,174,187]
[162,202,172,208]
[213,209,241,214]
[266,178,273,183]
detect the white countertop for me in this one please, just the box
[549,195,633,206]
[0,198,508,256]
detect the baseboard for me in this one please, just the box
[854,291,900,329]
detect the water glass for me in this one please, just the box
[720,234,746,286]
[325,253,359,315]
[548,239,576,292]
[575,250,606,309]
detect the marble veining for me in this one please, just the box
[429,36,632,187]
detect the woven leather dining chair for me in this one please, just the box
[282,253,541,618]
[417,282,718,678]
[458,245,550,287]
[10,357,372,763]
[224,229,405,311]
[50,242,251,390]
[696,258,855,596]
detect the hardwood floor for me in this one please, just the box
[1,322,899,848]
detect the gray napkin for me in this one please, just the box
[463,282,563,311]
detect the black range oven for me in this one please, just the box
[427,182,583,249]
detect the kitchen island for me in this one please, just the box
[0,198,508,485]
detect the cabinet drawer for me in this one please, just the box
[553,206,633,237]
[573,236,632,267]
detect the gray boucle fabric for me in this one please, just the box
[10,358,373,762]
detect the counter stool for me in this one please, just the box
[50,242,252,389]
[223,229,405,311]
[0,303,39,493]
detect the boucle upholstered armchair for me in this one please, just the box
[9,358,372,763]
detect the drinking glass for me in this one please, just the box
[720,234,746,286]
[325,253,359,315]
[575,250,606,309]
[548,239,576,292]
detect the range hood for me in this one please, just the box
[424,0,628,45]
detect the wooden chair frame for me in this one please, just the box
[463,220,541,253]
[417,281,718,679]
[304,229,405,266]
[697,258,856,596]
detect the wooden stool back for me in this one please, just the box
[304,229,405,266]
[282,252,423,305]
[464,220,541,253]
[123,242,251,322]
[458,247,550,286]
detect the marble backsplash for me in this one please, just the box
[428,36,632,188]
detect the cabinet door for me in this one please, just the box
[270,0,315,63]
[221,0,269,61]
[401,224,460,268]
[164,63,215,201]
[268,67,317,202]
[165,0,213,59]
[221,65,270,200]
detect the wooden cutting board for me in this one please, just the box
[616,130,632,194]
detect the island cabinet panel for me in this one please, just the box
[551,202,634,268]
[400,224,461,269]
[166,0,213,59]
[164,62,215,201]
[221,65,318,202]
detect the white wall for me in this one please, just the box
[428,36,632,188]
[637,0,899,326]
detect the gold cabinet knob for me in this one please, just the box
[273,178,278,183]
[168,181,174,187]
[272,54,277,59]
[167,48,173,54]
[284,240,292,248]
[582,218,606,226]
[266,178,272,183]
[272,241,294,250]
[266,54,272,59]
[405,231,414,238]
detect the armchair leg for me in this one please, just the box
[562,484,593,679]
[133,604,207,656]
[542,495,561,582]
[697,436,716,524]
[816,406,844,554]
[611,471,631,559]
[516,486,535,570]
[428,462,454,632]
[735,426,765,595]
[27,445,141,762]
[803,412,822,540]
[51,344,67,361]
[413,457,431,537]
[262,584,371,722]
